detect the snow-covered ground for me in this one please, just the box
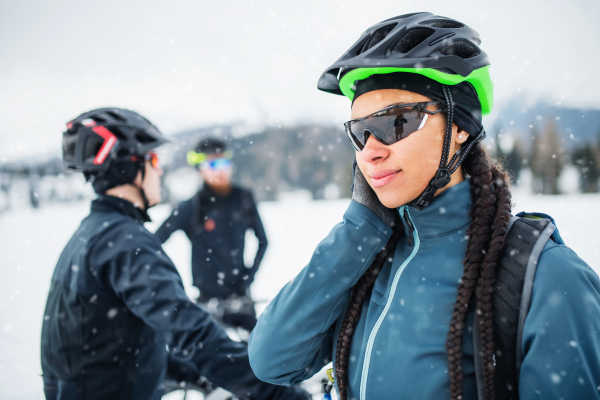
[1,191,599,400]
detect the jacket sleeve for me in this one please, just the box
[248,201,393,385]
[154,199,193,244]
[90,222,307,400]
[519,243,600,399]
[245,191,268,284]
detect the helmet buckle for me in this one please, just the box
[433,168,451,189]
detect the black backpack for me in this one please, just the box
[473,213,562,400]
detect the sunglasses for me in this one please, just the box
[132,151,160,169]
[200,158,232,171]
[187,150,233,167]
[344,101,444,151]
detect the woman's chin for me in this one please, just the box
[375,190,410,209]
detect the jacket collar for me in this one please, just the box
[91,195,151,223]
[400,179,472,239]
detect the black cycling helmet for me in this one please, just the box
[63,107,173,194]
[317,12,493,115]
[63,107,171,173]
[195,138,227,154]
[319,12,491,209]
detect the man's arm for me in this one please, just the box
[91,224,307,399]
[244,191,268,284]
[154,199,193,244]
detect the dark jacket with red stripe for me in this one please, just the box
[40,195,306,400]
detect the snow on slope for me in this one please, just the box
[0,192,598,400]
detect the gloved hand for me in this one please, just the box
[352,163,397,229]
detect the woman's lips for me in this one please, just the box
[369,169,401,188]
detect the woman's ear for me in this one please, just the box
[454,124,468,145]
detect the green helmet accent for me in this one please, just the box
[339,66,493,115]
[187,151,208,166]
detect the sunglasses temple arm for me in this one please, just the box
[417,114,428,131]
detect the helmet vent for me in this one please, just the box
[83,135,104,163]
[381,12,424,23]
[440,40,480,59]
[91,116,107,124]
[135,132,155,144]
[106,111,127,123]
[391,28,435,54]
[421,20,464,29]
[360,24,397,54]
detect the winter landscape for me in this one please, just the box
[2,0,600,399]
[1,177,599,399]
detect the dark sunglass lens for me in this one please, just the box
[345,127,363,151]
[351,116,397,146]
[345,104,432,151]
[394,110,427,140]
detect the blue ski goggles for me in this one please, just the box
[200,158,232,171]
[187,150,233,167]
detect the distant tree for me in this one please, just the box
[28,173,40,208]
[229,125,354,201]
[494,126,524,184]
[529,119,565,194]
[572,140,600,193]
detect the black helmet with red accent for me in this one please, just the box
[63,107,173,193]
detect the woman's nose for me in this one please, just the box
[360,134,389,164]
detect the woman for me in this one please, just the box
[248,13,600,400]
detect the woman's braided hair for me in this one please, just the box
[334,142,512,400]
[446,142,512,400]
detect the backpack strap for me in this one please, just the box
[473,312,486,400]
[473,215,556,400]
[473,215,520,400]
[515,218,557,374]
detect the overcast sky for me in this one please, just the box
[1,0,599,161]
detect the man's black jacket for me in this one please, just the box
[40,195,304,400]
[155,185,267,299]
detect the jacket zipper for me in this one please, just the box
[404,208,415,247]
[359,206,420,400]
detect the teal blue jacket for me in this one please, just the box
[248,180,600,400]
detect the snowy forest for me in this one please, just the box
[2,99,600,209]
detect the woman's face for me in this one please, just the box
[352,89,467,209]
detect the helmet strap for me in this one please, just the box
[135,184,150,211]
[407,85,486,210]
[133,161,150,210]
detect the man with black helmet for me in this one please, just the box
[40,108,307,400]
[156,138,267,333]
